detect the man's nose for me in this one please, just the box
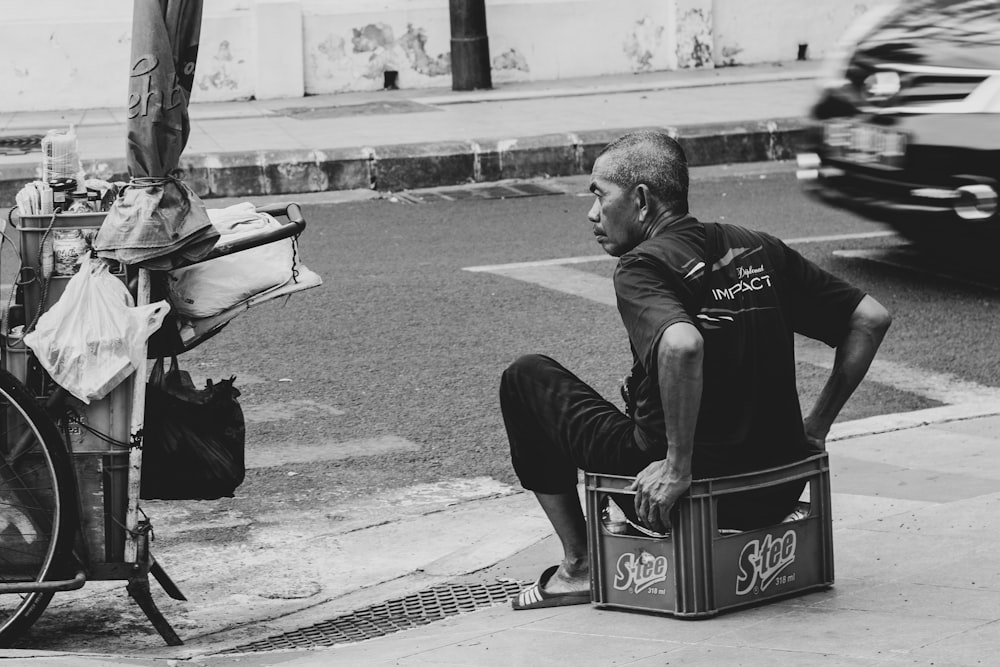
[587,199,600,222]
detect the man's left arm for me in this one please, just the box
[803,295,892,449]
[630,321,703,533]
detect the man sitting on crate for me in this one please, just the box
[501,131,891,610]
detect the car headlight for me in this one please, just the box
[818,0,905,91]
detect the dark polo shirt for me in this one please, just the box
[614,216,865,477]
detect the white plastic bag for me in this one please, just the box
[23,255,170,404]
[166,203,294,319]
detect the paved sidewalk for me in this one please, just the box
[9,412,996,665]
[220,413,1000,666]
[0,61,821,203]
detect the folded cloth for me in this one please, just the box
[95,177,218,269]
[106,227,220,270]
[206,201,261,229]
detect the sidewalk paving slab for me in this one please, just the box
[203,415,1000,667]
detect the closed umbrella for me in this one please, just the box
[95,0,218,269]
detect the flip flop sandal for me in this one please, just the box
[511,565,591,610]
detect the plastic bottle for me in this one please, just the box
[52,229,87,275]
[66,191,92,213]
[41,128,80,182]
[602,498,630,535]
[87,189,101,212]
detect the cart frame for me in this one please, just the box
[0,202,306,646]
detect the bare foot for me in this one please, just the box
[542,562,590,595]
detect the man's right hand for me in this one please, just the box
[629,459,691,534]
[803,417,827,452]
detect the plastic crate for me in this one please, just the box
[14,212,125,324]
[586,453,834,618]
[5,211,139,565]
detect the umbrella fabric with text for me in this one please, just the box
[95,0,218,270]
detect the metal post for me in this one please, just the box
[124,268,151,564]
[450,0,492,91]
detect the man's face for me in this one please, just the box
[588,159,644,257]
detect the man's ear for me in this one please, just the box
[635,184,650,222]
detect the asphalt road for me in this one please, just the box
[8,161,1000,654]
[175,161,999,507]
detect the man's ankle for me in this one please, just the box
[561,556,590,578]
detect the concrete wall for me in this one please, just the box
[302,0,453,93]
[0,0,880,112]
[712,0,878,66]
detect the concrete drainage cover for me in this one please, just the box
[219,579,524,654]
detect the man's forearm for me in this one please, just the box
[656,323,704,479]
[630,323,704,532]
[806,295,891,439]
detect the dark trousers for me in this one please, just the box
[499,354,658,494]
[499,354,802,530]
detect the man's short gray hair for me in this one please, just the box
[596,131,689,213]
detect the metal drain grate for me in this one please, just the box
[277,100,440,120]
[0,134,42,156]
[220,579,524,654]
[394,180,566,204]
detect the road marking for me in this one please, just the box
[464,254,610,272]
[795,340,1000,406]
[477,264,616,306]
[834,248,1000,292]
[462,231,897,275]
[245,435,418,468]
[243,399,346,424]
[464,232,1000,433]
[785,231,896,244]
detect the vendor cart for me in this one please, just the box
[0,202,308,646]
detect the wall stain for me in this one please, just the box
[197,40,242,91]
[676,8,713,68]
[351,24,394,53]
[400,24,450,77]
[624,17,664,71]
[492,48,529,73]
[718,45,743,67]
[346,22,450,80]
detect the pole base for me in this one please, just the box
[451,37,492,91]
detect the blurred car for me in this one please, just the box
[797,0,1000,253]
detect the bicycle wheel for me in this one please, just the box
[0,369,76,646]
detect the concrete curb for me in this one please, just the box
[0,118,810,205]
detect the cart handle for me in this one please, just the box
[178,202,306,268]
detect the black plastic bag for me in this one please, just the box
[140,356,245,500]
